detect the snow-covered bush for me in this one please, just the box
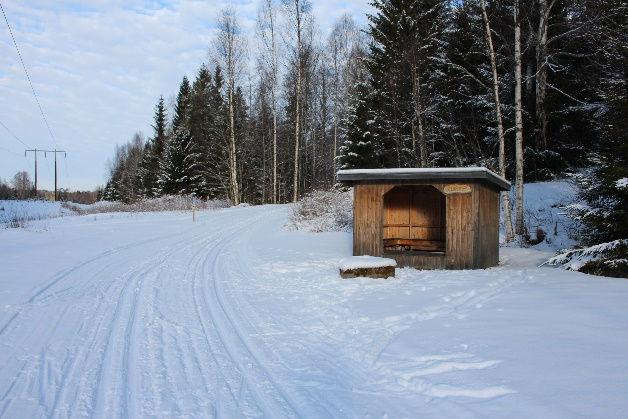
[287,189,352,232]
[63,195,230,215]
[544,239,628,278]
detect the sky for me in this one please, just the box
[0,0,372,191]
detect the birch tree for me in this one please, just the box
[327,15,358,182]
[216,9,246,205]
[282,0,310,202]
[513,0,525,236]
[258,0,280,203]
[480,0,515,242]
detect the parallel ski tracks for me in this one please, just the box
[191,210,303,417]
[0,207,311,417]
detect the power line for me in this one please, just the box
[0,118,28,147]
[0,144,22,157]
[0,1,59,149]
[23,148,67,199]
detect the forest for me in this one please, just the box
[102,0,626,260]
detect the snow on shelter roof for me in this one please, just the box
[336,167,510,191]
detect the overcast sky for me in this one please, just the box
[0,0,372,191]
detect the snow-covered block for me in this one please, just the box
[339,256,397,279]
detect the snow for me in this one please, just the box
[504,180,580,251]
[339,166,491,174]
[544,239,628,271]
[616,177,628,189]
[1,204,627,417]
[339,255,397,270]
[0,199,75,225]
[338,166,495,175]
[338,166,507,182]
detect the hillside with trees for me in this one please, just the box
[102,0,627,274]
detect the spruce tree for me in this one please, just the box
[203,66,229,198]
[367,0,446,168]
[189,65,215,198]
[138,96,168,197]
[172,76,192,132]
[338,81,377,170]
[157,127,201,195]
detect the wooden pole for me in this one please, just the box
[25,149,66,200]
[34,148,37,192]
[54,149,57,201]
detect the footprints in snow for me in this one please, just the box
[376,352,514,400]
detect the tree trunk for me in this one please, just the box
[332,42,339,183]
[536,0,550,150]
[228,80,240,205]
[292,0,302,203]
[481,0,515,242]
[267,0,279,204]
[272,93,278,203]
[412,66,428,167]
[514,0,526,236]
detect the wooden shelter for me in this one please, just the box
[337,167,510,270]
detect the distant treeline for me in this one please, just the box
[0,171,98,204]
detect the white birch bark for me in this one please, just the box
[514,0,526,236]
[480,0,515,242]
[412,66,427,167]
[267,0,279,203]
[258,0,279,203]
[291,0,303,203]
[218,10,242,205]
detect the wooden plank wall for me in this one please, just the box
[473,184,499,267]
[444,188,475,269]
[353,184,384,257]
[382,186,445,242]
[383,187,411,240]
[353,181,500,270]
[410,187,445,242]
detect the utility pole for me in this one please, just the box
[25,148,43,193]
[25,148,66,200]
[48,149,67,201]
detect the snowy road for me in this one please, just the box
[1,205,628,418]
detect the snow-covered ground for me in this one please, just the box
[0,200,75,225]
[1,204,627,417]
[512,180,580,251]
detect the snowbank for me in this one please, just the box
[504,180,580,250]
[63,195,230,215]
[1,196,233,228]
[339,255,397,270]
[0,200,76,227]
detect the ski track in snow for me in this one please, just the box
[1,205,627,418]
[0,208,317,418]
